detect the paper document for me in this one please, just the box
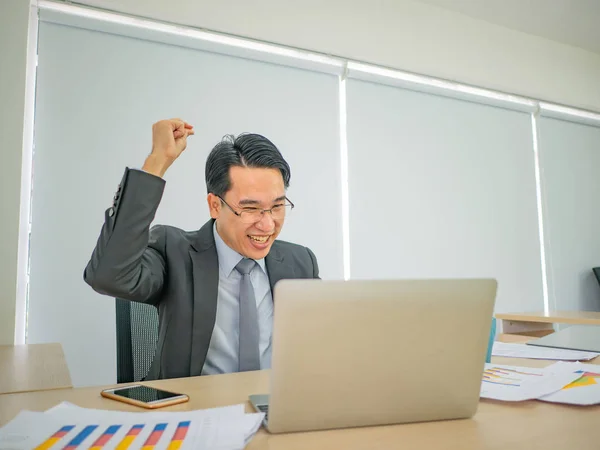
[539,361,600,406]
[0,411,63,450]
[480,363,582,401]
[0,402,264,450]
[492,342,599,361]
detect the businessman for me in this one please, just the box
[84,118,319,380]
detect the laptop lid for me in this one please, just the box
[263,278,497,433]
[527,325,600,353]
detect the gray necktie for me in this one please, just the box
[235,258,260,372]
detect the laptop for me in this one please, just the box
[527,325,600,353]
[249,278,498,433]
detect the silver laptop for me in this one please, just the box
[527,325,600,353]
[249,278,497,433]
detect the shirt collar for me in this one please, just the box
[213,221,266,277]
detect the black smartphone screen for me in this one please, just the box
[111,385,182,403]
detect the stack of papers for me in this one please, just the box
[480,363,582,401]
[480,362,600,405]
[539,361,600,406]
[492,342,599,361]
[0,402,264,450]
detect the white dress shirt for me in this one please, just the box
[201,222,274,374]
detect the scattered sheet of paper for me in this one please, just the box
[0,411,64,450]
[480,363,582,401]
[492,342,599,361]
[0,402,264,450]
[538,361,600,406]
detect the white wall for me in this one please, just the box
[346,80,543,313]
[29,18,343,386]
[3,0,600,347]
[0,0,30,345]
[75,0,600,113]
[538,117,600,312]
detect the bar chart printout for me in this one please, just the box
[480,364,582,401]
[0,403,264,450]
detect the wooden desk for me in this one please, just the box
[0,344,72,395]
[496,310,600,337]
[0,336,598,449]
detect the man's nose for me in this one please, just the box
[255,211,275,230]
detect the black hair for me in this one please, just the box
[205,133,291,196]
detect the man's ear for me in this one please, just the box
[207,193,221,219]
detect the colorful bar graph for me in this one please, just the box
[167,421,191,450]
[483,368,523,386]
[89,425,122,449]
[141,423,168,450]
[115,424,144,450]
[33,420,194,450]
[482,366,546,387]
[488,367,542,376]
[35,425,76,450]
[563,371,600,390]
[62,424,98,449]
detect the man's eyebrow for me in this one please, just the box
[238,199,260,206]
[238,196,286,206]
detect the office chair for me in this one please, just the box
[115,299,159,383]
[593,267,600,288]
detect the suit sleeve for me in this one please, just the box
[307,247,320,279]
[83,168,167,305]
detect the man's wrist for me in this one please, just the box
[141,153,173,178]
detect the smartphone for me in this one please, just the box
[100,384,189,409]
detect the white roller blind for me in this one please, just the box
[538,117,600,311]
[346,79,543,313]
[29,19,342,386]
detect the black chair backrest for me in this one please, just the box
[115,299,159,383]
[593,268,600,287]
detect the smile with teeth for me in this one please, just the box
[249,235,270,243]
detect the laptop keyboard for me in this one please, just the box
[256,404,269,421]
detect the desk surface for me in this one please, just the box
[0,336,599,450]
[0,343,72,395]
[496,310,600,325]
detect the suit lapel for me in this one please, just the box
[188,225,297,376]
[189,219,219,376]
[265,243,296,297]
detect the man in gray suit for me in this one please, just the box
[84,118,319,380]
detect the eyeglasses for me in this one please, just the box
[217,195,295,224]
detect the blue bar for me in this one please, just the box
[104,425,121,435]
[154,423,168,432]
[64,425,98,447]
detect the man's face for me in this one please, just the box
[208,166,287,260]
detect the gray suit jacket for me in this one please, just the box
[84,168,319,380]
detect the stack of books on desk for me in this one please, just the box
[0,401,264,449]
